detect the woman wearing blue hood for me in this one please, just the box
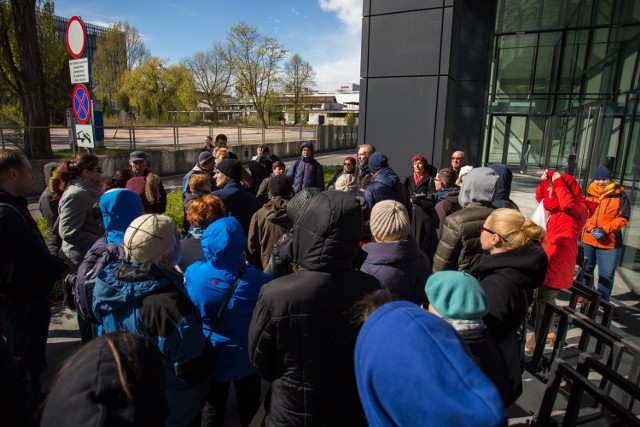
[286,141,324,193]
[184,217,272,427]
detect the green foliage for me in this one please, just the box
[323,164,341,184]
[120,57,196,120]
[344,112,357,126]
[36,216,47,238]
[165,190,184,231]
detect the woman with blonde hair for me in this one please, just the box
[468,208,548,407]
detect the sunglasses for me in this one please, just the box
[344,162,353,166]
[93,167,102,173]
[479,225,509,242]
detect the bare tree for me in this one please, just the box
[121,22,150,72]
[283,53,316,124]
[0,0,52,158]
[184,42,232,125]
[227,21,286,128]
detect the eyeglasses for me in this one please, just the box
[434,178,442,182]
[93,167,102,173]
[479,225,509,242]
[451,157,465,161]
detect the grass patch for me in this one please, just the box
[36,216,47,238]
[323,165,341,185]
[165,190,184,231]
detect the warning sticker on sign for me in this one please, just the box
[75,124,94,148]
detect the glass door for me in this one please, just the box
[486,115,528,169]
[573,104,604,189]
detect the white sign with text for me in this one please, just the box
[69,58,89,84]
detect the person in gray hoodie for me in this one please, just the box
[432,167,499,272]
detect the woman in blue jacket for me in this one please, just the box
[184,217,272,427]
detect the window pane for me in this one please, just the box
[496,34,537,98]
[533,32,562,94]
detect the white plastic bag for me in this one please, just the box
[531,201,548,229]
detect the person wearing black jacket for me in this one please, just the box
[469,208,547,407]
[0,149,68,399]
[404,155,438,256]
[249,191,381,426]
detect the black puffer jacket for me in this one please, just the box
[248,191,380,426]
[469,241,548,406]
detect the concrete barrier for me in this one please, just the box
[27,126,358,196]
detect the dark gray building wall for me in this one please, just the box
[358,0,495,178]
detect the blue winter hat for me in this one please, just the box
[368,152,389,173]
[355,301,506,426]
[591,166,612,180]
[100,189,144,244]
[425,271,488,320]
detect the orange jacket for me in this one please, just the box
[581,183,629,249]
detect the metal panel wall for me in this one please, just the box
[359,0,495,177]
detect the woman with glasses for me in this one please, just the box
[469,208,547,406]
[54,154,105,343]
[326,156,357,190]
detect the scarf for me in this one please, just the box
[588,181,616,200]
[413,172,426,186]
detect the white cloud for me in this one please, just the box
[291,8,300,16]
[312,0,362,90]
[318,0,362,34]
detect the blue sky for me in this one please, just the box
[55,0,362,91]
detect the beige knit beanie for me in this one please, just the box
[335,174,358,193]
[369,200,410,242]
[124,214,177,264]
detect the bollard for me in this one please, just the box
[0,127,4,150]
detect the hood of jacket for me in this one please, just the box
[43,162,59,182]
[362,235,421,266]
[201,216,246,272]
[459,167,499,208]
[355,301,506,426]
[372,167,401,189]
[100,189,144,244]
[94,262,182,316]
[292,190,362,271]
[264,197,291,225]
[300,140,314,160]
[40,332,168,427]
[70,176,102,197]
[488,164,513,203]
[441,186,460,203]
[469,241,547,292]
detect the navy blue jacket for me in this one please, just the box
[364,168,408,210]
[211,181,259,235]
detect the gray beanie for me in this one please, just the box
[369,200,410,242]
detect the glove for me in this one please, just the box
[590,227,606,239]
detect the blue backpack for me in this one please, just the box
[66,237,125,324]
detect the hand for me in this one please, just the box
[540,169,548,180]
[590,227,606,239]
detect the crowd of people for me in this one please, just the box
[0,136,630,426]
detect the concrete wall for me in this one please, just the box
[358,0,495,178]
[27,126,358,196]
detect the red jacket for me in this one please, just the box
[581,182,629,249]
[535,172,588,289]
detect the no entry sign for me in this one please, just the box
[65,16,86,59]
[72,84,91,124]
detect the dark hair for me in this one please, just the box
[272,160,285,170]
[436,167,457,187]
[113,168,134,188]
[0,149,27,175]
[215,134,227,143]
[52,154,100,195]
[352,290,401,325]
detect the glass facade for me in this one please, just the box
[485,0,640,290]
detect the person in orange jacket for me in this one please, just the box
[581,166,630,302]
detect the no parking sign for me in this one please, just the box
[72,84,91,124]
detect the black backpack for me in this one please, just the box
[66,237,125,324]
